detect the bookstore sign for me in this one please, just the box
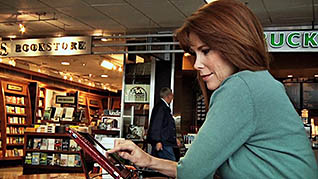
[265,31,318,52]
[0,36,91,57]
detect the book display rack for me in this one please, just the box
[0,79,32,160]
[23,132,85,174]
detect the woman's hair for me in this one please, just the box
[175,0,270,71]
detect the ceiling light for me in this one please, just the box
[136,56,144,63]
[82,63,86,66]
[38,69,41,73]
[19,24,26,33]
[8,35,16,38]
[101,74,108,78]
[89,74,92,77]
[63,75,67,79]
[101,38,109,42]
[61,62,70,65]
[287,75,293,78]
[69,76,73,81]
[103,86,107,90]
[9,60,16,67]
[78,79,81,83]
[314,75,318,78]
[101,60,115,70]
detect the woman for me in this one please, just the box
[108,0,318,178]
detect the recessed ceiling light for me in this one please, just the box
[61,62,70,65]
[100,60,115,70]
[8,35,16,38]
[101,38,109,42]
[101,74,108,78]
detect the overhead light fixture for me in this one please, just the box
[101,38,109,42]
[61,61,70,65]
[101,74,108,78]
[204,0,218,3]
[101,60,115,70]
[19,24,26,33]
[8,35,16,38]
[314,75,318,78]
[287,75,293,78]
[9,60,16,66]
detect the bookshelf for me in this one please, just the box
[77,92,89,124]
[36,87,46,122]
[87,96,103,125]
[23,132,85,174]
[0,79,32,160]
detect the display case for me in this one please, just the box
[23,132,84,174]
[0,79,32,160]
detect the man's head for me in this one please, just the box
[160,87,173,104]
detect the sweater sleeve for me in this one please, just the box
[177,76,256,179]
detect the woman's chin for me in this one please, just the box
[207,82,220,91]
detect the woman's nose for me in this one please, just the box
[193,56,203,70]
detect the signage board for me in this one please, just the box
[0,36,91,57]
[265,31,318,52]
[56,96,76,104]
[124,84,150,103]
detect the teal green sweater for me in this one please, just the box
[177,70,318,179]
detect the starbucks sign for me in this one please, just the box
[265,31,318,52]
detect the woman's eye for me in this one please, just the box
[202,49,210,55]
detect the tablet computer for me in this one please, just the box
[65,127,137,179]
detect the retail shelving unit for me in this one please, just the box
[87,96,103,125]
[36,87,46,122]
[23,132,85,174]
[0,79,32,160]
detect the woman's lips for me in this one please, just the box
[201,73,213,81]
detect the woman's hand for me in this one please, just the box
[107,139,152,168]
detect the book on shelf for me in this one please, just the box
[31,152,40,165]
[40,153,48,165]
[47,139,55,150]
[33,138,42,149]
[74,154,81,167]
[40,138,48,150]
[62,139,70,151]
[47,154,53,165]
[54,139,62,150]
[68,154,75,167]
[69,139,78,151]
[60,154,68,167]
[25,152,32,164]
[53,153,60,166]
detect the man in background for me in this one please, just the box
[147,87,177,161]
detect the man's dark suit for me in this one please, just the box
[147,99,177,160]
